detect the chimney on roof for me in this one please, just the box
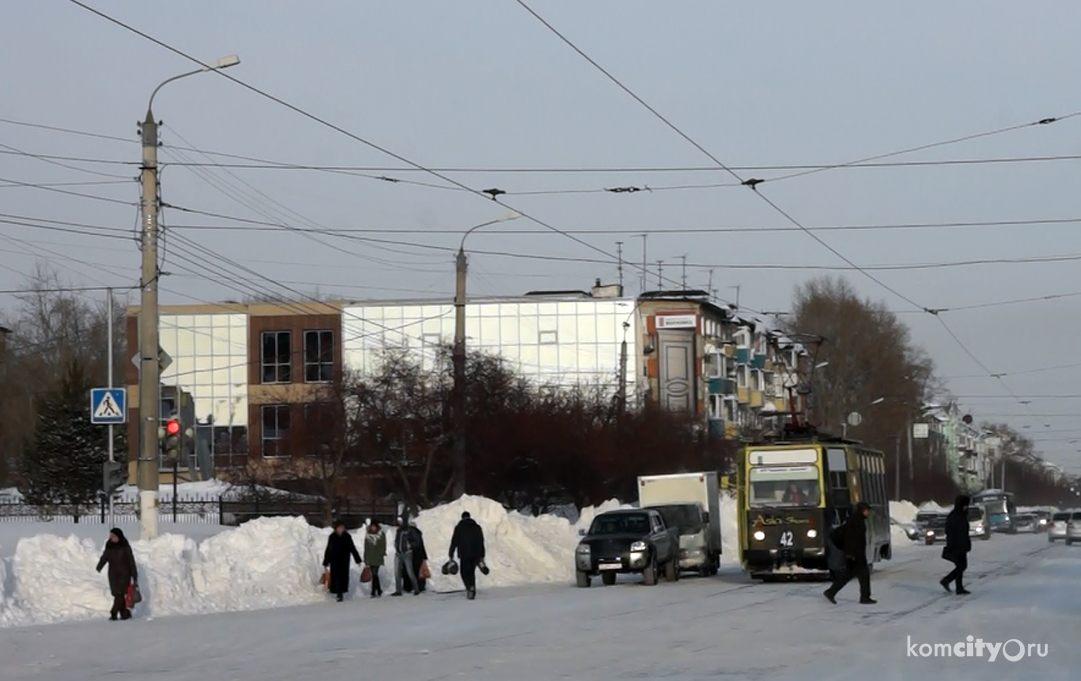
[591,280,623,298]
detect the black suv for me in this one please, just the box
[575,509,680,587]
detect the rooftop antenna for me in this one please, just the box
[616,241,624,292]
[730,285,741,309]
[639,234,648,294]
[680,255,687,290]
[657,260,664,289]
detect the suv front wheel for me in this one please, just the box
[642,555,658,586]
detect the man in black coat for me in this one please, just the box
[323,521,362,602]
[940,495,972,594]
[824,502,876,605]
[449,511,486,600]
[393,514,424,596]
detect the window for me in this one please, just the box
[304,330,334,383]
[261,405,290,458]
[751,370,762,391]
[737,365,749,388]
[261,331,291,384]
[539,329,558,345]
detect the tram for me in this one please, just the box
[736,427,892,579]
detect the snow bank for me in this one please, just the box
[889,500,919,526]
[0,487,20,502]
[719,493,740,566]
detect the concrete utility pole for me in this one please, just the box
[107,287,115,528]
[138,55,239,540]
[454,213,520,498]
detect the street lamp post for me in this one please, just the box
[452,213,520,498]
[137,54,239,541]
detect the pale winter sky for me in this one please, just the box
[2,1,1081,473]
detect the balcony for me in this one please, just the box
[708,377,736,395]
[737,387,750,404]
[750,391,765,409]
[735,347,750,364]
[750,354,766,369]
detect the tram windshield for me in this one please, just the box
[748,465,820,506]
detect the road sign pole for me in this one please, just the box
[107,287,115,528]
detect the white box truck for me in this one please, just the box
[637,472,721,575]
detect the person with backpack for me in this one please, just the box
[823,502,876,605]
[940,495,972,594]
[323,520,362,602]
[363,520,387,598]
[449,511,487,600]
[95,528,138,621]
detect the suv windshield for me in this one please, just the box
[1053,513,1069,522]
[651,504,703,533]
[590,513,650,536]
[967,508,984,521]
[928,515,947,528]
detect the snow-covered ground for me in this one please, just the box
[0,533,1075,680]
[0,492,928,629]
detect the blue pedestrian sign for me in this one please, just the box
[90,388,127,425]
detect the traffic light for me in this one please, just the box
[162,415,181,463]
[102,460,127,495]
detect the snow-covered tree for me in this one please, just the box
[18,360,110,515]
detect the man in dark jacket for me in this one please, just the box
[323,521,362,602]
[824,502,876,605]
[96,528,138,621]
[940,495,972,594]
[449,511,486,600]
[392,514,422,596]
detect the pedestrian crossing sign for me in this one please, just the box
[90,388,126,425]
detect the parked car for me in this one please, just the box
[1048,512,1071,543]
[968,505,991,541]
[893,518,920,541]
[924,513,948,545]
[1014,513,1038,533]
[575,509,680,587]
[1066,511,1081,546]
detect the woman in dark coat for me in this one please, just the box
[401,523,429,594]
[95,528,138,621]
[323,520,362,602]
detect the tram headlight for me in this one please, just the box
[753,530,766,541]
[806,529,818,539]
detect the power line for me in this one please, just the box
[65,1,726,311]
[0,116,135,144]
[0,175,136,206]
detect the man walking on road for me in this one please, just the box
[940,495,972,595]
[824,501,876,605]
[449,511,486,600]
[392,513,421,597]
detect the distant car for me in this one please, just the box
[1067,511,1081,547]
[1049,512,1071,543]
[1014,514,1038,533]
[924,513,948,545]
[915,511,940,534]
[1034,510,1051,532]
[968,505,991,541]
[892,518,920,541]
[575,509,680,587]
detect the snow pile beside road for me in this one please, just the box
[888,500,919,525]
[720,493,740,566]
[0,487,20,502]
[0,517,327,628]
[408,495,579,592]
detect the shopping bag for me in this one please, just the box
[360,566,372,583]
[419,561,431,580]
[125,582,142,608]
[320,568,330,588]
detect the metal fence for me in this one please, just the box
[0,495,398,528]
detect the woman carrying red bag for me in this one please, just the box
[95,528,138,621]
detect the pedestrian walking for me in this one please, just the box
[824,502,876,605]
[449,511,486,600]
[323,520,362,602]
[940,495,972,595]
[95,528,138,621]
[392,513,422,596]
[363,520,387,598]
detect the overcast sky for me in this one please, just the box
[3,1,1081,473]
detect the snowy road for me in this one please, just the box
[1,534,1076,681]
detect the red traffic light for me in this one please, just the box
[165,419,180,436]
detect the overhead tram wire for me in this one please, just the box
[65,1,722,310]
[0,143,137,179]
[513,0,1052,421]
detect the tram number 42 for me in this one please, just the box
[779,531,794,547]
